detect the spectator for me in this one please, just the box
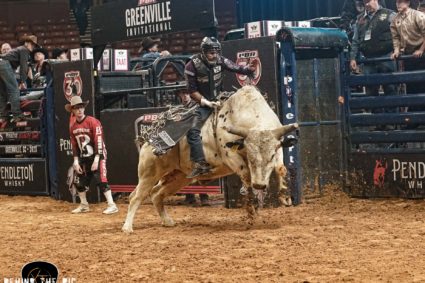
[29,47,49,88]
[31,47,49,74]
[391,0,425,116]
[52,48,69,61]
[391,0,425,59]
[139,37,170,60]
[66,96,118,214]
[177,90,196,107]
[350,0,397,118]
[0,35,38,121]
[340,0,387,34]
[1,43,12,55]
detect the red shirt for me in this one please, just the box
[70,116,106,159]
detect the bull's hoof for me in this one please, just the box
[122,223,134,234]
[280,197,292,207]
[245,204,257,226]
[162,218,176,227]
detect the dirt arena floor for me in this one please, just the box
[1,186,425,282]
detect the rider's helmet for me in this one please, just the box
[200,37,221,65]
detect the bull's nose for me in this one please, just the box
[252,183,267,190]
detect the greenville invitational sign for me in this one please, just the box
[92,0,216,45]
[125,1,172,37]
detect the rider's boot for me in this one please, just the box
[187,160,211,178]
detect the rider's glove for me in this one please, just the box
[200,98,221,109]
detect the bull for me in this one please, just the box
[122,86,298,233]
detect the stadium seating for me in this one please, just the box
[0,18,80,56]
[0,9,237,66]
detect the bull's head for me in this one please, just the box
[224,123,298,190]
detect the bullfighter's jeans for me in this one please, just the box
[187,106,212,162]
[0,60,21,116]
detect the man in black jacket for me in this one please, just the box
[341,0,388,33]
[350,0,397,116]
[0,35,38,121]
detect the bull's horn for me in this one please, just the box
[222,126,249,138]
[272,123,299,139]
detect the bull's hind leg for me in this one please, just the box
[151,170,191,227]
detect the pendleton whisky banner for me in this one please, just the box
[92,0,216,45]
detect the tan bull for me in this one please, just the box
[122,86,298,233]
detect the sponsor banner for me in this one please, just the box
[0,145,42,157]
[52,60,95,202]
[100,107,167,186]
[222,36,280,114]
[235,50,262,86]
[0,158,48,195]
[350,153,425,198]
[244,20,284,38]
[70,48,93,61]
[0,131,40,143]
[245,21,262,38]
[63,71,83,102]
[91,0,216,45]
[101,48,112,71]
[113,49,129,71]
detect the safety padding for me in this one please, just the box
[276,27,348,50]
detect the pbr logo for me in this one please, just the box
[139,0,157,5]
[235,50,262,86]
[63,71,83,102]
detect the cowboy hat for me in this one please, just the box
[31,47,49,61]
[20,35,40,48]
[141,37,160,51]
[52,47,68,59]
[65,96,89,112]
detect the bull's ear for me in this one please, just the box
[222,126,248,138]
[272,123,299,140]
[225,139,245,151]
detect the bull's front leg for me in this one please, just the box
[222,153,258,225]
[245,186,257,225]
[276,164,292,206]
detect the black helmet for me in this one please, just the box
[200,37,221,53]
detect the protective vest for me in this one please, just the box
[358,8,394,57]
[191,54,223,100]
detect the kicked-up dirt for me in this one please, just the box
[0,186,425,282]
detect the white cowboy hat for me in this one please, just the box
[65,96,89,112]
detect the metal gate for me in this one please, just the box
[343,55,425,198]
[277,27,348,205]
